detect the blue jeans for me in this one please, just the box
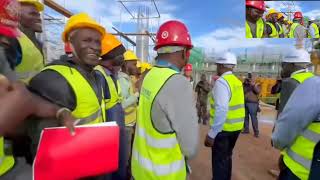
[244,102,259,135]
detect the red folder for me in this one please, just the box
[33,122,119,180]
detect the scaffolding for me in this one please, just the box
[118,0,160,62]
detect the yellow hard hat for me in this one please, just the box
[141,62,152,73]
[266,8,278,18]
[288,21,293,25]
[101,33,123,56]
[62,13,106,43]
[19,0,44,12]
[124,50,139,61]
[278,13,284,19]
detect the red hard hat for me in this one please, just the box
[246,0,266,11]
[184,63,192,72]
[64,43,73,54]
[0,0,19,38]
[154,20,193,50]
[294,12,303,19]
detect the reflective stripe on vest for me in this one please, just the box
[209,74,245,132]
[291,72,314,84]
[266,22,279,38]
[283,122,320,180]
[95,65,122,110]
[246,18,264,38]
[308,23,320,38]
[289,23,300,38]
[43,65,105,124]
[277,22,284,35]
[132,66,186,180]
[16,31,44,83]
[0,137,14,176]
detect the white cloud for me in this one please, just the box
[304,9,320,19]
[193,27,267,54]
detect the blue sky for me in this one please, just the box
[45,0,319,60]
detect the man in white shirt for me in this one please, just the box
[205,52,245,180]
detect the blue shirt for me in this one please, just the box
[208,71,232,139]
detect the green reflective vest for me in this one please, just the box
[132,67,186,180]
[277,22,284,36]
[43,65,105,124]
[95,65,122,110]
[209,74,245,132]
[246,18,264,38]
[0,137,14,176]
[291,72,314,84]
[289,23,301,38]
[266,22,279,38]
[15,31,44,83]
[307,23,320,38]
[282,72,315,180]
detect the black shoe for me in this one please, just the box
[254,134,259,138]
[242,131,249,134]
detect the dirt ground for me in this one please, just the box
[189,122,280,180]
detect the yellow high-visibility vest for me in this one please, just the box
[209,74,245,132]
[132,67,186,180]
[95,65,122,111]
[246,18,264,38]
[43,65,106,124]
[266,22,279,38]
[15,31,44,83]
[289,23,301,38]
[307,23,320,38]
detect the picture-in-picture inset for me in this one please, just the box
[246,0,320,39]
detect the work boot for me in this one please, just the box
[254,134,259,138]
[241,130,249,134]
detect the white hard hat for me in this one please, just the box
[215,52,237,65]
[282,48,311,63]
[310,17,316,21]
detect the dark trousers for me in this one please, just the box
[244,102,259,135]
[278,166,300,180]
[197,102,208,125]
[212,131,240,180]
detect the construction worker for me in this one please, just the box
[307,17,320,38]
[205,52,245,180]
[195,74,210,125]
[278,48,314,114]
[265,9,283,38]
[277,13,286,38]
[27,12,106,164]
[131,20,198,180]
[119,50,140,176]
[16,0,45,82]
[95,33,127,180]
[246,0,266,38]
[120,50,139,126]
[272,76,320,180]
[184,63,194,86]
[135,62,152,92]
[289,12,306,39]
[0,1,75,179]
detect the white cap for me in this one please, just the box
[282,48,311,63]
[215,52,237,65]
[310,17,316,21]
